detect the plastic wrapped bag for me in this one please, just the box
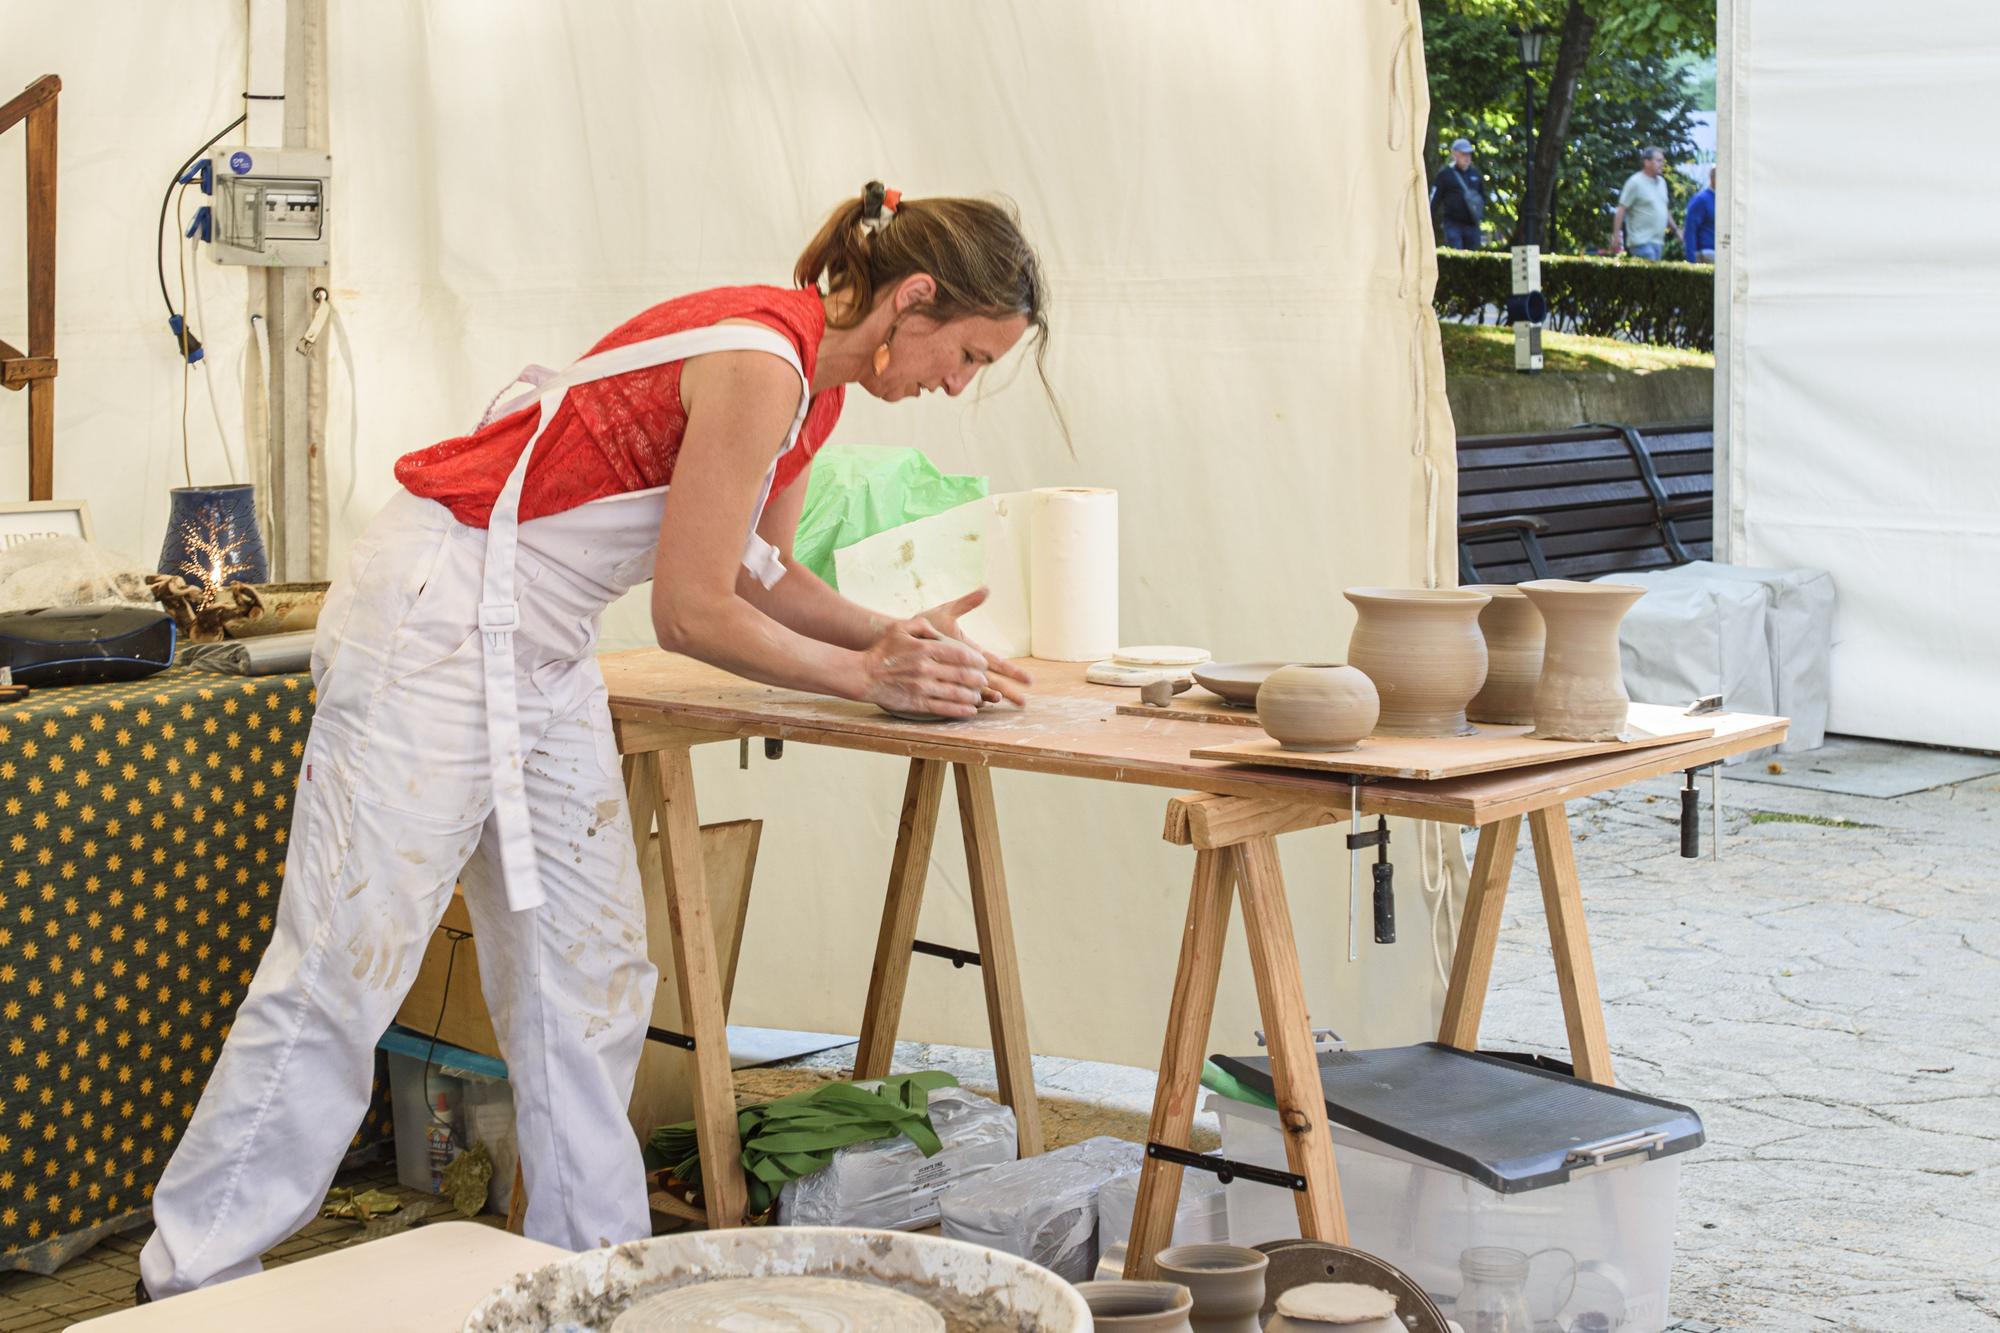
[938,1136,1145,1283]
[777,1086,1018,1231]
[792,445,988,588]
[1094,1167,1231,1279]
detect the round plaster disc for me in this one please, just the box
[1273,1281,1400,1325]
[609,1276,945,1332]
[1085,661,1193,688]
[1112,644,1212,668]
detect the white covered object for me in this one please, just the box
[937,1135,1144,1283]
[1718,0,2000,748]
[1606,575,1776,765]
[1616,562,1834,752]
[776,1086,1019,1232]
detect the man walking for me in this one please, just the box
[1684,164,1716,262]
[1612,147,1682,260]
[1431,138,1488,250]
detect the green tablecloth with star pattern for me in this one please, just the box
[0,667,391,1274]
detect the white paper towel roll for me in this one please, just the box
[1029,487,1119,661]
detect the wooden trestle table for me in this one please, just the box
[594,651,1786,1270]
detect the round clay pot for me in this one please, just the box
[1519,579,1646,741]
[1155,1245,1268,1333]
[1463,584,1545,726]
[1343,587,1491,737]
[1255,665,1380,752]
[1073,1280,1196,1331]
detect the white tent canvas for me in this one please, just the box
[1718,0,2000,750]
[1,1,1460,1066]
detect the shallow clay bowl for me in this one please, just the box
[1192,661,1288,708]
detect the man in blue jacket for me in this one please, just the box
[1431,138,1488,250]
[1684,165,1716,262]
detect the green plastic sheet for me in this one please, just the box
[647,1071,960,1216]
[793,446,988,588]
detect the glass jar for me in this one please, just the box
[1456,1246,1535,1333]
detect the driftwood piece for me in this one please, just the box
[148,576,329,642]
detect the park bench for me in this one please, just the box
[1456,421,1714,585]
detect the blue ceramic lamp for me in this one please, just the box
[158,485,269,595]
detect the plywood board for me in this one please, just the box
[1190,704,1716,781]
[602,652,1785,825]
[1115,693,1263,727]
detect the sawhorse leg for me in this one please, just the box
[1126,794,1349,1279]
[853,759,1043,1156]
[1436,804,1614,1085]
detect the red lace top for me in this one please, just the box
[395,285,845,528]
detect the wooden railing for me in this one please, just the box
[1,74,59,501]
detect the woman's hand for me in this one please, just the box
[860,622,992,719]
[915,588,1033,706]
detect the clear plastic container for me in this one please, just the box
[386,1047,517,1216]
[1207,1093,1680,1332]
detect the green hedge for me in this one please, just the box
[1434,250,1716,352]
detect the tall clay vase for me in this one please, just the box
[1155,1245,1267,1333]
[1073,1280,1196,1332]
[1520,579,1646,741]
[1343,588,1491,737]
[1464,585,1545,726]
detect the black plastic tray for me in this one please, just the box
[1212,1043,1703,1194]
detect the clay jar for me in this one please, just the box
[1072,1280,1196,1332]
[1255,665,1380,752]
[1464,584,1545,726]
[1343,588,1491,737]
[1154,1245,1268,1333]
[1519,579,1646,741]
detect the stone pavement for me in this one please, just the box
[6,749,1991,1332]
[1473,760,2000,1331]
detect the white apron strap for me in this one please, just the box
[481,323,810,911]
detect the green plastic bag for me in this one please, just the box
[646,1071,960,1217]
[793,446,988,589]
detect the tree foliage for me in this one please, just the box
[1423,0,1711,253]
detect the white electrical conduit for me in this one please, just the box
[184,209,241,484]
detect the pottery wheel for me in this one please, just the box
[1254,1240,1450,1333]
[609,1276,945,1332]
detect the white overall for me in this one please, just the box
[140,325,809,1295]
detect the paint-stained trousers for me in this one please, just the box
[141,493,658,1295]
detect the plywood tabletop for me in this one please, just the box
[1190,703,1717,781]
[599,651,1788,825]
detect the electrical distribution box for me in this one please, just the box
[206,147,330,266]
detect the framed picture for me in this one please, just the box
[0,500,95,550]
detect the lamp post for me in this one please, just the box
[1511,24,1547,246]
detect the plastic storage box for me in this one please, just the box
[382,1025,517,1217]
[1211,1045,1702,1333]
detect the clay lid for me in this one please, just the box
[1272,1281,1400,1324]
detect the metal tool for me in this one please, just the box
[1345,776,1394,950]
[1682,695,1725,860]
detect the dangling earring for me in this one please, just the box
[873,342,892,376]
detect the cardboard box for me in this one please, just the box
[395,819,762,1135]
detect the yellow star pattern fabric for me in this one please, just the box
[0,667,389,1275]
